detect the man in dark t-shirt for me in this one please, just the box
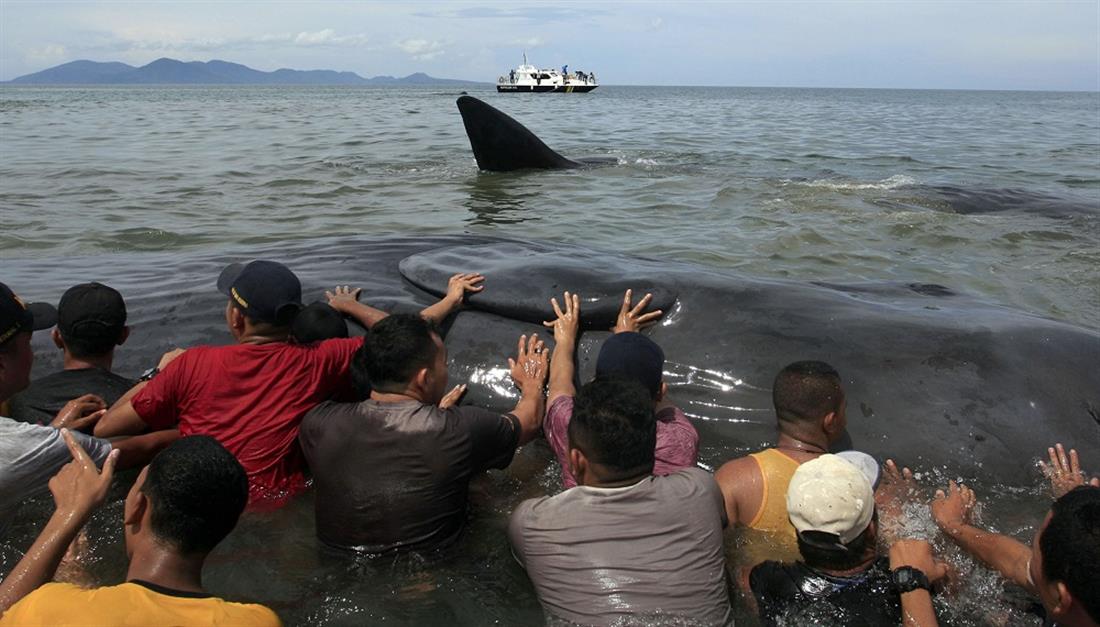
[299,313,548,553]
[9,283,133,426]
[749,454,949,627]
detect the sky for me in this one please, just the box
[1,1,1097,90]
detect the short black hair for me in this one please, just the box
[1041,486,1100,622]
[797,510,877,571]
[141,435,248,555]
[291,302,348,344]
[773,361,844,424]
[354,314,440,394]
[568,377,657,481]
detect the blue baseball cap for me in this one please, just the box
[595,332,665,399]
[217,260,302,325]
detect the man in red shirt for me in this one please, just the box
[95,260,480,506]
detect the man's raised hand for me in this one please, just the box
[446,273,485,305]
[509,334,548,392]
[1040,443,1100,499]
[48,430,118,524]
[543,291,580,345]
[931,481,977,535]
[612,289,663,334]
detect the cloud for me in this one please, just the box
[25,44,68,62]
[75,29,369,55]
[396,38,445,61]
[509,37,546,48]
[416,6,606,21]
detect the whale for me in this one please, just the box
[10,234,1099,486]
[456,95,617,172]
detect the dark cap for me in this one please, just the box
[291,302,349,343]
[58,282,127,341]
[217,260,302,325]
[0,282,58,345]
[595,332,665,398]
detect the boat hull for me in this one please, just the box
[497,84,598,93]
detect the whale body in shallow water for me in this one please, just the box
[456,95,617,172]
[11,235,1098,485]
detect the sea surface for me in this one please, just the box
[1,85,1098,626]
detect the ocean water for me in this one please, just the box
[1,85,1098,625]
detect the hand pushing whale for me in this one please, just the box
[456,95,617,172]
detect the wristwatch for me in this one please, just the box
[891,566,931,594]
[139,366,160,382]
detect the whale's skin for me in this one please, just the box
[456,96,616,172]
[10,235,1099,484]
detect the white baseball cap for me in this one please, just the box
[786,453,875,546]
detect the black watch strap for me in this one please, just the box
[139,366,160,382]
[891,566,931,594]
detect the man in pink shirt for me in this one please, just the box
[542,289,698,489]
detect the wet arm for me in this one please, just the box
[509,383,546,447]
[94,399,149,437]
[0,505,86,612]
[111,429,181,469]
[939,523,1034,593]
[899,590,939,627]
[418,294,462,325]
[547,333,576,405]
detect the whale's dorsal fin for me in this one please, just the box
[456,96,582,172]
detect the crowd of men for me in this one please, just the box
[0,263,1096,626]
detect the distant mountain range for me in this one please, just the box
[5,58,484,86]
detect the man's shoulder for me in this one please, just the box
[714,451,763,485]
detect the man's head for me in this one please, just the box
[567,377,657,486]
[217,260,302,338]
[0,282,57,401]
[291,302,348,344]
[353,314,446,404]
[787,453,877,571]
[773,361,846,441]
[1030,486,1100,625]
[124,436,248,557]
[595,332,665,401]
[53,282,129,360]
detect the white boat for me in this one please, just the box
[497,53,598,93]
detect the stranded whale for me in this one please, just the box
[456,95,617,172]
[10,234,1099,485]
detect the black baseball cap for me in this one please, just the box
[595,332,665,399]
[291,302,349,343]
[0,282,58,345]
[58,282,127,341]
[217,260,302,325]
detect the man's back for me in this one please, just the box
[131,338,361,502]
[300,398,519,552]
[9,368,133,425]
[508,467,731,627]
[0,581,280,627]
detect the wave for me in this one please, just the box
[788,174,917,191]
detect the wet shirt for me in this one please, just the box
[299,399,520,553]
[749,557,900,627]
[8,367,134,426]
[131,338,361,504]
[544,395,699,489]
[0,581,281,626]
[0,417,112,534]
[508,467,731,627]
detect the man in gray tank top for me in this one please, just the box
[508,377,732,626]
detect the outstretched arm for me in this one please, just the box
[95,348,186,437]
[327,286,389,329]
[542,291,580,405]
[931,481,1034,593]
[420,273,485,325]
[507,334,549,446]
[0,431,117,612]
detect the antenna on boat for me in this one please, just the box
[523,51,527,66]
